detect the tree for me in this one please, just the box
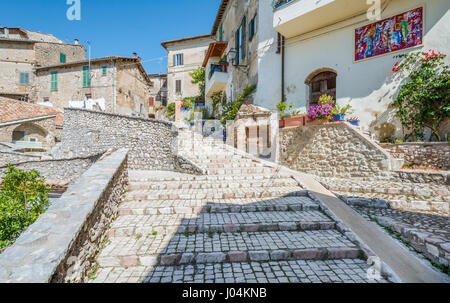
[189,67,206,100]
[392,50,450,141]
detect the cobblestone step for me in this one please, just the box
[205,167,278,175]
[118,196,320,216]
[91,259,378,283]
[128,178,299,190]
[107,211,336,237]
[129,172,291,183]
[124,186,307,201]
[96,230,360,268]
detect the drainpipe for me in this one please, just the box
[281,35,286,103]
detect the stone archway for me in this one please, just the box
[11,123,48,144]
[305,68,337,107]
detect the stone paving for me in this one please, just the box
[89,133,383,283]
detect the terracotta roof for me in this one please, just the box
[0,97,63,126]
[211,0,230,35]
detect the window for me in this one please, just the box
[149,97,155,106]
[12,131,25,142]
[19,72,30,85]
[235,16,246,65]
[60,53,66,63]
[249,15,257,40]
[276,33,285,54]
[83,66,91,87]
[102,65,108,76]
[50,71,58,91]
[307,71,337,106]
[173,54,184,66]
[175,79,182,93]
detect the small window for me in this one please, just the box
[83,66,91,87]
[29,138,37,142]
[19,72,30,85]
[235,16,246,65]
[175,80,182,93]
[102,65,107,76]
[50,71,58,91]
[44,97,50,102]
[174,54,184,66]
[60,53,66,63]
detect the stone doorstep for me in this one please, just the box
[124,189,308,201]
[117,203,320,216]
[97,247,362,268]
[106,221,337,238]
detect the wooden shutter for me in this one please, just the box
[176,80,181,93]
[51,71,58,91]
[241,16,246,59]
[149,97,155,107]
[235,30,240,65]
[60,53,66,63]
[83,66,91,87]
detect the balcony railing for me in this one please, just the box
[208,63,228,80]
[273,0,295,9]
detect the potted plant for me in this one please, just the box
[277,102,307,128]
[347,116,360,126]
[307,103,333,125]
[277,102,288,128]
[331,104,353,121]
[219,57,229,66]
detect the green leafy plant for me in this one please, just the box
[392,50,450,142]
[276,102,288,114]
[0,165,50,250]
[318,94,335,106]
[330,104,353,115]
[220,85,257,126]
[182,98,193,109]
[167,103,176,119]
[189,67,206,100]
[210,91,223,118]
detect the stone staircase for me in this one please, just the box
[89,130,380,283]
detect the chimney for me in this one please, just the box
[133,52,137,58]
[74,39,79,45]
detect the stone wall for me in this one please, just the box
[34,42,86,66]
[60,108,179,171]
[0,149,129,283]
[0,152,102,184]
[279,123,395,178]
[380,142,450,170]
[0,151,41,166]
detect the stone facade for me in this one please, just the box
[279,123,396,178]
[0,28,86,102]
[59,108,178,171]
[148,74,167,116]
[381,142,450,171]
[0,151,41,166]
[35,57,151,118]
[162,35,212,103]
[0,153,102,185]
[0,117,58,148]
[0,149,129,283]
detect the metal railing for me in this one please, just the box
[273,0,295,9]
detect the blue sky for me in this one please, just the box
[0,0,221,73]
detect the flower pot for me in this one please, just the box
[349,120,360,126]
[307,118,329,125]
[283,115,307,128]
[279,119,285,128]
[332,114,346,121]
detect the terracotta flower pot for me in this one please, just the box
[283,115,307,128]
[307,118,329,125]
[279,119,285,128]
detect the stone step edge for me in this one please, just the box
[128,181,298,190]
[117,203,320,215]
[97,247,362,268]
[124,190,308,201]
[107,221,337,238]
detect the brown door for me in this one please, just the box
[309,72,337,106]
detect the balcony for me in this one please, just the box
[274,0,386,38]
[206,63,228,98]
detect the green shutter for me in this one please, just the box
[83,66,91,87]
[102,65,107,76]
[51,71,58,91]
[60,53,66,63]
[219,23,223,42]
[20,72,29,85]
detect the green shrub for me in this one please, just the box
[220,85,256,126]
[167,103,176,118]
[0,165,50,250]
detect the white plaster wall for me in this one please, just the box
[255,0,283,110]
[283,0,449,138]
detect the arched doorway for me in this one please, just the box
[305,69,337,106]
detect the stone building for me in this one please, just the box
[272,0,450,139]
[161,35,213,104]
[0,27,86,102]
[35,56,152,118]
[0,97,63,149]
[148,73,168,117]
